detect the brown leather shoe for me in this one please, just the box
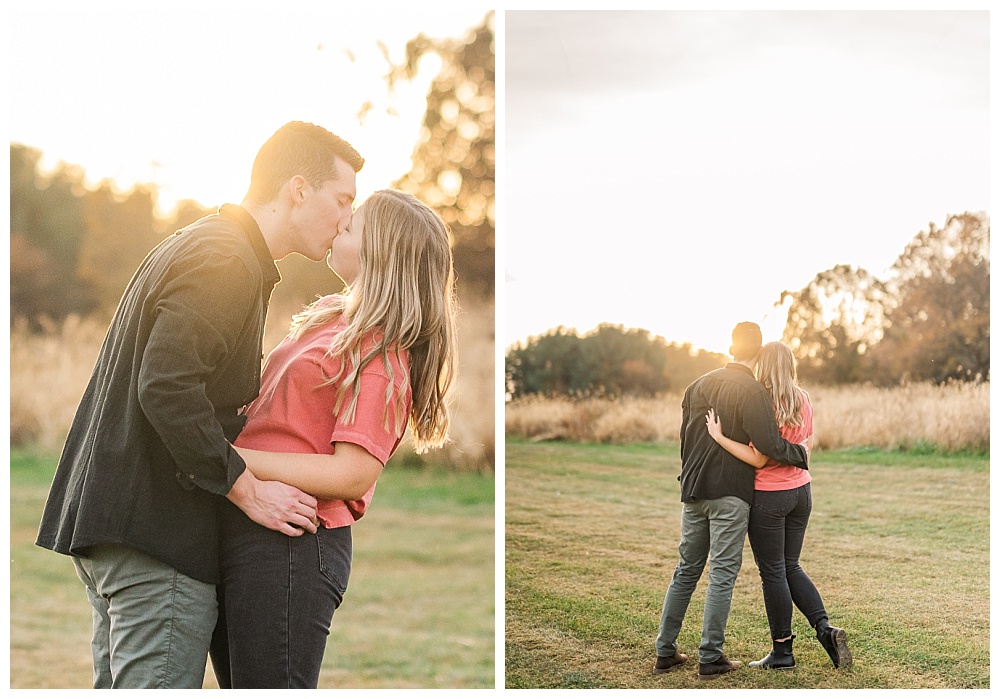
[698,652,742,680]
[653,651,689,674]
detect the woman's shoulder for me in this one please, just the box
[310,293,347,310]
[360,333,410,370]
[313,317,410,376]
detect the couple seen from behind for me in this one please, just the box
[653,321,852,680]
[35,121,459,688]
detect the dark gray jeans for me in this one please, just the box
[747,483,827,640]
[210,501,353,688]
[655,495,751,663]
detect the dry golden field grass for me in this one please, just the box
[505,381,989,454]
[10,292,495,470]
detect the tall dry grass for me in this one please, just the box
[10,294,495,470]
[504,394,684,445]
[505,381,989,454]
[10,316,107,451]
[807,382,989,452]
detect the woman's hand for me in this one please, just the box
[705,408,723,442]
[704,408,768,468]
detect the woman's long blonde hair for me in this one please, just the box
[288,188,458,453]
[755,341,804,428]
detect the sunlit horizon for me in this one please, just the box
[10,5,494,217]
[502,288,792,358]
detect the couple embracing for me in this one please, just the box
[35,121,459,688]
[653,321,852,680]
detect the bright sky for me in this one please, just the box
[504,10,989,356]
[9,3,493,215]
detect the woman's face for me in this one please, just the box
[328,204,364,285]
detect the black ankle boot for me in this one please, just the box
[815,621,852,669]
[749,635,796,670]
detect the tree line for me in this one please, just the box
[506,326,729,399]
[506,210,989,398]
[10,15,494,329]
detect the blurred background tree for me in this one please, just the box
[506,324,727,399]
[389,17,495,299]
[777,264,890,384]
[506,327,593,397]
[10,143,222,325]
[872,211,990,384]
[776,211,989,385]
[10,144,97,324]
[76,183,163,312]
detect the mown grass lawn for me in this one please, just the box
[10,450,495,689]
[505,439,989,689]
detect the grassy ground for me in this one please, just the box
[10,450,495,689]
[505,439,989,689]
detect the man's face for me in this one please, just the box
[294,157,357,261]
[328,204,365,286]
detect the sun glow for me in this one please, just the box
[10,5,491,217]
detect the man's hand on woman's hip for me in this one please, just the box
[226,469,320,536]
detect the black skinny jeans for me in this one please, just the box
[747,483,828,640]
[209,500,353,688]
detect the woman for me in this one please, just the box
[705,341,851,671]
[209,188,458,688]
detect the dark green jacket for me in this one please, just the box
[36,204,280,583]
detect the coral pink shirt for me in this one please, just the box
[236,299,411,528]
[754,388,813,492]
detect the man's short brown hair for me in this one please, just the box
[246,121,364,203]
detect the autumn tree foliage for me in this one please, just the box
[10,145,96,323]
[873,212,989,384]
[390,13,495,297]
[777,265,890,384]
[76,184,165,311]
[10,143,212,326]
[778,211,989,385]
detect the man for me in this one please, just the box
[35,121,364,688]
[652,322,810,681]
